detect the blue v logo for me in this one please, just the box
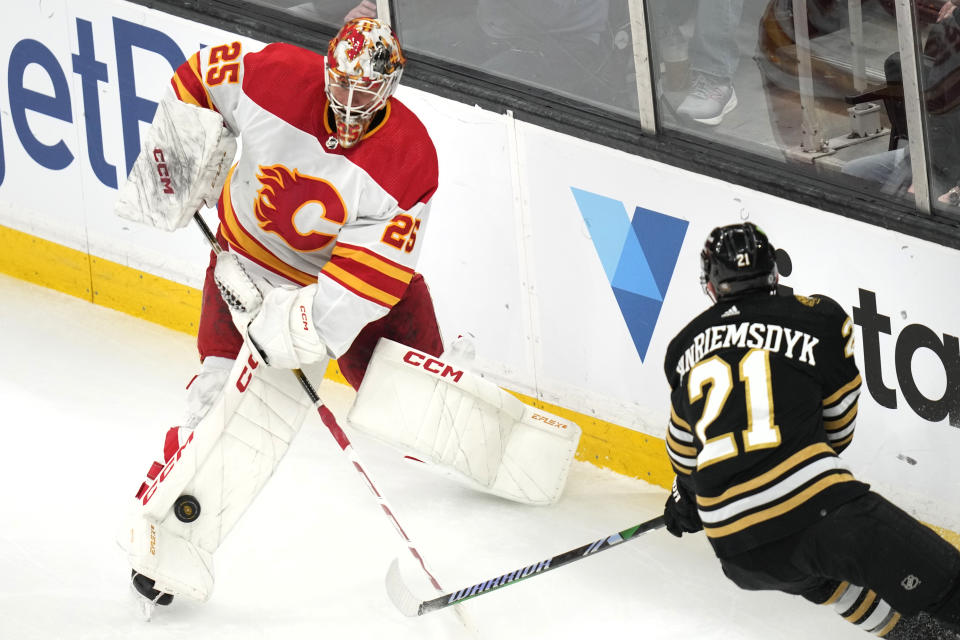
[572,188,688,361]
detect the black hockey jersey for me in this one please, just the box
[663,292,868,558]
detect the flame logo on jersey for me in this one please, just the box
[253,165,348,252]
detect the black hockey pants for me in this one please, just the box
[718,492,960,629]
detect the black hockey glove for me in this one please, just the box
[663,477,703,538]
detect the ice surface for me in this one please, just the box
[0,273,867,639]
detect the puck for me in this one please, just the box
[174,495,201,523]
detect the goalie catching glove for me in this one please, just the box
[214,252,328,370]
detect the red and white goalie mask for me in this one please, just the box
[325,17,406,149]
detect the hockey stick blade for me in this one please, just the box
[385,515,666,616]
[386,558,424,617]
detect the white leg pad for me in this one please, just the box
[125,517,215,601]
[346,339,581,505]
[121,345,321,601]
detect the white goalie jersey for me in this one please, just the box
[169,40,439,357]
[118,37,581,607]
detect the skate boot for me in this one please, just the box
[131,569,173,605]
[131,569,174,619]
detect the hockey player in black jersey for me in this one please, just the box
[662,222,960,639]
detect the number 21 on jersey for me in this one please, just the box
[688,349,781,470]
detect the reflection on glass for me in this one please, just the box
[924,1,960,217]
[839,0,960,208]
[243,0,368,26]
[393,0,640,115]
[647,0,949,212]
[653,0,746,126]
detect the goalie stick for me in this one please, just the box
[192,213,447,595]
[385,514,666,616]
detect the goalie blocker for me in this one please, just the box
[347,339,582,505]
[114,96,236,232]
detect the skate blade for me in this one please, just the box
[129,582,157,621]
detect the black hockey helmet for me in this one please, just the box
[700,222,778,302]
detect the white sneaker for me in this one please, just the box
[676,73,737,125]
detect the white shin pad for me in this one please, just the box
[347,339,582,505]
[121,345,318,601]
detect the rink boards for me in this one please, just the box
[2,0,959,535]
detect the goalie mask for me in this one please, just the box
[700,222,778,302]
[325,17,406,149]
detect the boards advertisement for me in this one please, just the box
[2,0,957,531]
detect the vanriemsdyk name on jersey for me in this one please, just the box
[674,320,819,378]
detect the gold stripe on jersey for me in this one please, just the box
[666,430,697,458]
[830,432,855,450]
[321,260,402,308]
[825,397,858,453]
[703,472,856,538]
[171,74,201,107]
[220,168,318,286]
[666,440,696,476]
[172,52,214,110]
[666,407,697,475]
[697,443,834,507]
[824,374,862,407]
[330,245,414,285]
[825,402,858,431]
[670,406,693,431]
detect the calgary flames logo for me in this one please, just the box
[342,29,366,62]
[253,165,347,252]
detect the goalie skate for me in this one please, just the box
[130,570,173,621]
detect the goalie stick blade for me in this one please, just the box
[386,560,481,633]
[385,558,423,617]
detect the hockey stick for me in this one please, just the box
[385,514,666,616]
[192,212,447,594]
